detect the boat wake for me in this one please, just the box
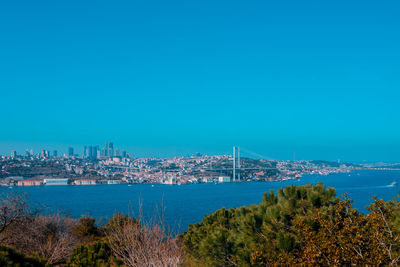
[337,182,397,191]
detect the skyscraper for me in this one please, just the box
[84,145,98,160]
[104,142,114,157]
[68,147,74,157]
[53,150,57,157]
[41,150,50,158]
[91,146,98,160]
[11,150,17,158]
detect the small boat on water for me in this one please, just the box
[390,181,397,187]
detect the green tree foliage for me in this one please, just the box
[66,239,123,267]
[293,198,379,265]
[0,245,47,267]
[291,196,400,266]
[183,183,338,266]
[184,183,400,266]
[73,217,102,243]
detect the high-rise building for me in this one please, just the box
[104,142,114,157]
[91,146,98,159]
[11,150,17,158]
[53,150,58,157]
[41,150,50,158]
[84,146,98,160]
[103,143,108,157]
[68,147,74,157]
[25,150,31,158]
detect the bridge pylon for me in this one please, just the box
[232,146,240,181]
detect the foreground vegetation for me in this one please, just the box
[2,183,400,266]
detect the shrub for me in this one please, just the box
[0,245,46,267]
[1,213,78,265]
[66,239,122,267]
[73,217,102,243]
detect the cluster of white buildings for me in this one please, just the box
[16,178,122,186]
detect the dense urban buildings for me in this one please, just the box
[0,143,373,187]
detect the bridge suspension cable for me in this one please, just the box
[239,147,275,161]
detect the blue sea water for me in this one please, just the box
[2,170,400,232]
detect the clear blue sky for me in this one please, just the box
[1,0,399,161]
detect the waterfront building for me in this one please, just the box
[165,176,176,185]
[74,179,97,185]
[7,176,24,185]
[17,179,44,186]
[107,179,122,184]
[44,178,70,186]
[218,176,231,183]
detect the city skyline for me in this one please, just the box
[5,141,131,159]
[1,0,399,162]
[1,143,363,187]
[1,141,398,163]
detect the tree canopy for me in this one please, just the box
[183,183,400,266]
